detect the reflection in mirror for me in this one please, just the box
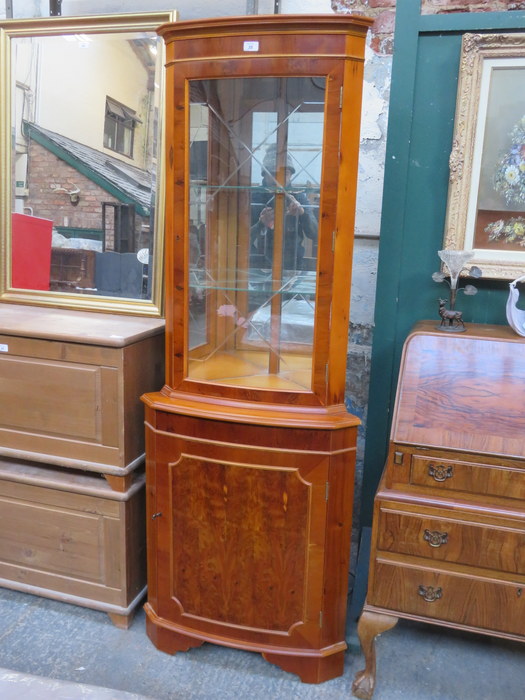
[1,13,175,315]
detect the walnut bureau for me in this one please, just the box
[0,304,164,625]
[353,321,525,699]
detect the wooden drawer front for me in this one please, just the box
[377,507,525,575]
[411,455,525,501]
[369,560,525,637]
[0,495,108,582]
[0,355,116,441]
[0,470,146,608]
[0,334,118,366]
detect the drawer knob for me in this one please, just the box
[428,463,454,482]
[418,585,442,603]
[423,529,448,548]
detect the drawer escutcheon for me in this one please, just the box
[418,585,443,603]
[423,529,448,548]
[428,463,454,482]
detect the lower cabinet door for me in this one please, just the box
[144,405,359,682]
[154,445,329,647]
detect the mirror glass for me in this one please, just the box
[1,13,175,315]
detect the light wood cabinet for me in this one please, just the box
[0,304,164,488]
[0,458,145,627]
[0,304,164,624]
[352,321,525,699]
[142,14,371,683]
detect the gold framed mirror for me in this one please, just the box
[0,11,176,316]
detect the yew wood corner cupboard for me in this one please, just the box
[142,14,372,683]
[353,322,525,699]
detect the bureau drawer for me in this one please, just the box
[411,454,525,501]
[368,560,525,637]
[376,504,525,575]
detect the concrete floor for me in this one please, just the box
[1,587,525,699]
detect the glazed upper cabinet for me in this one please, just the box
[143,14,371,684]
[158,14,371,409]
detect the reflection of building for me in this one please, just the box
[23,122,153,253]
[12,32,160,298]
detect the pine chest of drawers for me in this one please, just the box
[353,321,525,699]
[0,458,146,626]
[0,304,164,488]
[0,304,164,625]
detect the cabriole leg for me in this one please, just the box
[352,609,398,700]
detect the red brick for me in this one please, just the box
[373,9,396,33]
[372,34,394,54]
[422,0,517,11]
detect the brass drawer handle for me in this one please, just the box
[428,463,454,482]
[423,529,448,548]
[418,585,442,603]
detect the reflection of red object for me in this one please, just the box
[11,213,53,290]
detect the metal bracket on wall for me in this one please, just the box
[246,0,279,12]
[5,0,13,18]
[49,0,62,16]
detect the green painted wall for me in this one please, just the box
[361,1,525,525]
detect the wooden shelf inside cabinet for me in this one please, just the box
[352,322,525,700]
[143,14,372,683]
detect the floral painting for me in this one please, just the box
[493,116,525,208]
[471,64,525,255]
[444,33,525,279]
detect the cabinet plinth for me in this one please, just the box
[144,14,371,682]
[353,322,525,699]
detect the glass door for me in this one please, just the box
[187,76,325,391]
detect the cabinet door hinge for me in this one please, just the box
[325,482,330,501]
[332,230,336,251]
[319,610,324,627]
[339,86,343,109]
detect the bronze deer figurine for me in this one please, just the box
[438,298,465,330]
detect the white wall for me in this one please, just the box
[60,0,275,20]
[279,0,332,13]
[13,33,153,168]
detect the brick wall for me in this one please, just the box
[26,140,147,249]
[331,0,525,54]
[27,140,117,230]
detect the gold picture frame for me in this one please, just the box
[0,11,176,315]
[445,32,525,280]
